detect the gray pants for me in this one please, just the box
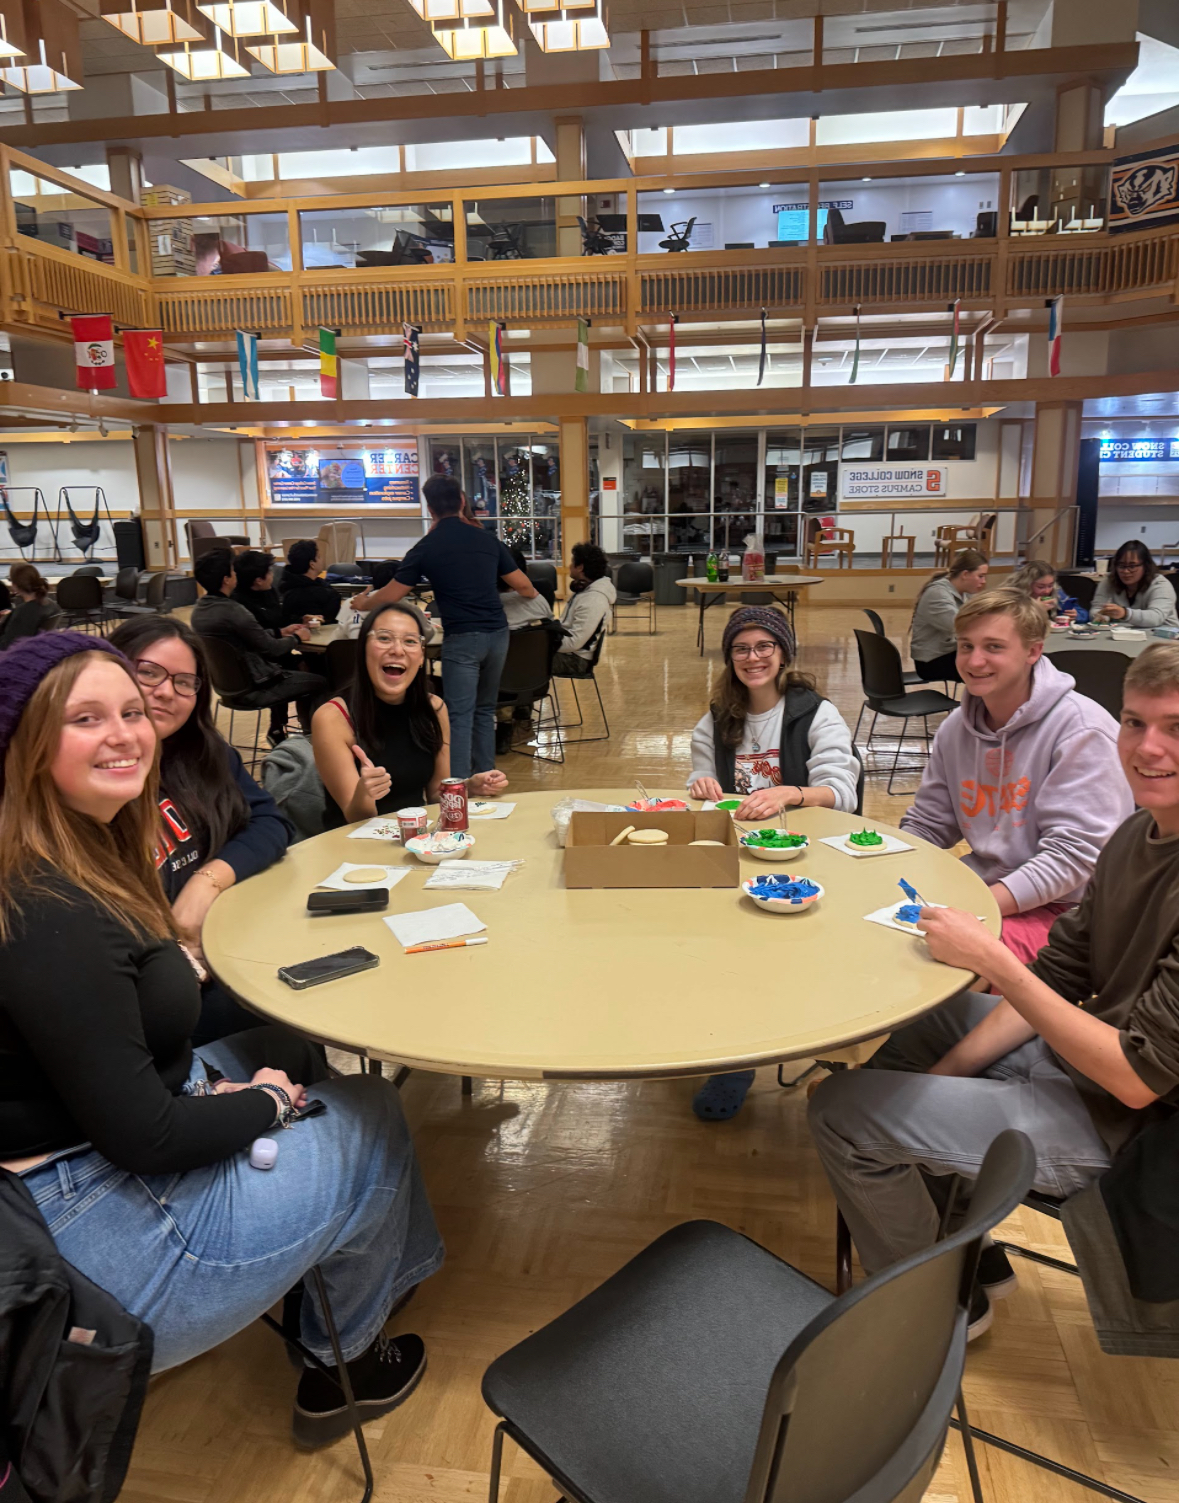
[807,992,1112,1274]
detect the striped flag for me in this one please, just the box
[668,312,678,391]
[575,317,590,393]
[71,314,116,392]
[756,307,767,387]
[235,330,259,401]
[1047,296,1063,376]
[945,299,961,380]
[319,326,338,398]
[849,304,861,384]
[490,321,509,396]
[403,322,420,397]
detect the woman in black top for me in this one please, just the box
[108,615,293,1043]
[312,601,506,829]
[0,562,58,647]
[0,633,443,1441]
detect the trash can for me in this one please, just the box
[653,556,685,606]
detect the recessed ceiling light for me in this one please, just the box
[758,181,769,188]
[955,170,966,177]
[862,177,872,182]
[663,187,675,195]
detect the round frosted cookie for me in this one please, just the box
[689,839,724,846]
[627,829,668,845]
[343,867,388,883]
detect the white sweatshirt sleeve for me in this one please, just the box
[688,710,718,788]
[805,700,860,813]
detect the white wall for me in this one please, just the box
[1095,507,1179,553]
[0,440,137,563]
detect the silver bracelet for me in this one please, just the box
[251,1083,293,1127]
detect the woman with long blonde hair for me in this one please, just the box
[0,633,443,1447]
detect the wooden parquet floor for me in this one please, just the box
[126,603,1179,1503]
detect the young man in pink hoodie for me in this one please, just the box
[898,587,1132,963]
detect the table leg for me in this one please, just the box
[697,594,705,655]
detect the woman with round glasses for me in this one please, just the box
[313,602,507,830]
[109,616,292,1042]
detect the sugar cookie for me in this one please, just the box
[610,824,637,846]
[689,839,724,846]
[343,867,388,883]
[627,828,668,845]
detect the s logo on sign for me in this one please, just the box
[925,470,944,494]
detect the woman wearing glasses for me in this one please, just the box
[108,617,293,1043]
[312,602,507,831]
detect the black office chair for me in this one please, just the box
[824,208,886,245]
[198,632,294,771]
[325,637,359,695]
[578,215,614,255]
[1049,650,1130,719]
[496,619,563,763]
[553,621,609,742]
[481,1130,1035,1503]
[105,566,158,618]
[614,560,656,634]
[973,211,999,238]
[863,609,922,687]
[72,562,105,577]
[853,629,959,795]
[54,573,109,634]
[658,216,695,252]
[484,222,526,260]
[1056,572,1098,613]
[525,561,558,609]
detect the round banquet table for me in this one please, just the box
[202,791,1000,1080]
[676,576,825,655]
[1043,628,1154,659]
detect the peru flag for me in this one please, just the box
[71,314,117,391]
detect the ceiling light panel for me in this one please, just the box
[197,1,299,36]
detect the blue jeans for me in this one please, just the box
[20,1028,444,1373]
[441,627,509,779]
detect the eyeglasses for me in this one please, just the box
[730,641,779,660]
[372,631,423,650]
[135,659,201,697]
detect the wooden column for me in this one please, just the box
[554,116,586,259]
[558,418,589,568]
[1027,400,1083,568]
[134,425,179,571]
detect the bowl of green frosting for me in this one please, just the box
[740,829,809,861]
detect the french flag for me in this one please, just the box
[1047,296,1063,377]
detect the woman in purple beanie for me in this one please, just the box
[0,633,443,1445]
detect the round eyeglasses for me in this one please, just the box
[135,658,201,697]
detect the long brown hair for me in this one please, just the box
[0,651,175,943]
[712,620,816,750]
[10,562,49,599]
[912,548,989,616]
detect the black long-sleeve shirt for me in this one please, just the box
[0,882,274,1172]
[279,571,341,626]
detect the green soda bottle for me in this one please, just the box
[706,551,718,583]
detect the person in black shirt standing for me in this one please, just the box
[349,475,541,778]
[0,632,443,1443]
[280,538,343,627]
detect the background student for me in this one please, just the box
[0,562,59,647]
[908,548,989,682]
[280,538,342,627]
[1092,541,1179,629]
[230,549,286,632]
[1009,559,1085,621]
[554,542,615,674]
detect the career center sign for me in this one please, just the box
[841,464,948,501]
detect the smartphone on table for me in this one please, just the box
[278,946,380,990]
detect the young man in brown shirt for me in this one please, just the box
[809,642,1179,1336]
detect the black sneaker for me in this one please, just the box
[976,1244,1018,1299]
[967,1286,993,1342]
[293,1332,426,1449]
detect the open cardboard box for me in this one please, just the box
[564,810,739,889]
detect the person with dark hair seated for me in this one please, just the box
[109,615,293,1044]
[191,550,324,746]
[0,563,58,647]
[230,548,285,632]
[499,545,552,629]
[554,542,615,675]
[280,539,342,627]
[1092,540,1179,629]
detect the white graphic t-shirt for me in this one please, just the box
[732,705,783,795]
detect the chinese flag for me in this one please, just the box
[124,329,167,400]
[71,314,117,391]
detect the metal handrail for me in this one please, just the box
[1020,505,1078,550]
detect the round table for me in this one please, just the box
[675,576,825,655]
[203,792,998,1080]
[1043,628,1155,659]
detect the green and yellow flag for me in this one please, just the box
[575,318,589,392]
[319,327,338,398]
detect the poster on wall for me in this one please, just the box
[0,451,8,485]
[773,475,792,509]
[267,446,420,506]
[840,464,948,502]
[808,471,829,499]
[1109,143,1179,233]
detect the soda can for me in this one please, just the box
[438,778,469,831]
[396,806,429,843]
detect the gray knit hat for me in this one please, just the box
[722,605,796,662]
[0,631,129,787]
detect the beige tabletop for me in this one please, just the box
[203,791,999,1080]
[675,575,826,594]
[1043,629,1153,659]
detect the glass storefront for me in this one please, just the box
[428,435,560,559]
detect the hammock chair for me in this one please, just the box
[1,487,54,560]
[55,487,115,560]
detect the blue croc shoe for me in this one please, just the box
[692,1069,756,1121]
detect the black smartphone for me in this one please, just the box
[278,946,380,990]
[307,889,389,916]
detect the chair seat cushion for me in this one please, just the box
[873,690,959,717]
[482,1220,833,1503]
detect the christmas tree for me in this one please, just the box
[499,449,531,552]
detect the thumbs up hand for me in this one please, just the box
[353,744,392,804]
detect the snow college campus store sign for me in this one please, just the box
[266,445,420,506]
[840,464,948,501]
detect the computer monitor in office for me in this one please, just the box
[776,207,827,242]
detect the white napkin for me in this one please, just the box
[318,862,412,892]
[864,900,934,935]
[424,860,523,891]
[468,800,516,820]
[347,817,403,842]
[384,902,486,948]
[820,832,913,859]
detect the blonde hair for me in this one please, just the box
[1010,560,1056,595]
[954,587,1049,647]
[0,652,174,943]
[1125,642,1179,698]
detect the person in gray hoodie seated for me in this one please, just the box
[1091,540,1179,630]
[554,542,615,675]
[908,548,989,682]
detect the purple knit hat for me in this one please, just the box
[722,605,796,662]
[0,631,130,785]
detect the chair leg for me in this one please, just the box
[488,1421,507,1503]
[852,700,866,743]
[992,1240,1079,1277]
[777,1061,820,1091]
[461,1075,473,1096]
[953,1388,987,1503]
[836,1210,853,1295]
[950,1415,1148,1503]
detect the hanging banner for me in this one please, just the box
[668,312,678,392]
[319,327,338,398]
[849,304,861,385]
[575,318,590,393]
[841,464,948,502]
[236,330,260,400]
[489,321,509,396]
[71,314,116,391]
[1109,142,1179,233]
[945,299,961,380]
[1047,295,1063,377]
[124,329,166,400]
[756,307,767,388]
[403,323,420,397]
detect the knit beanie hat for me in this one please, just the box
[0,631,129,786]
[722,605,796,662]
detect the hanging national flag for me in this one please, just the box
[756,307,767,387]
[668,312,678,392]
[235,330,259,401]
[71,314,116,392]
[490,321,510,396]
[849,305,862,385]
[1047,296,1064,376]
[575,317,590,393]
[403,322,420,397]
[123,329,166,400]
[319,327,338,399]
[945,299,962,380]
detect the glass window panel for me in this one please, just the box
[464,441,498,519]
[713,514,756,553]
[497,442,533,553]
[465,196,555,260]
[406,137,534,172]
[531,442,560,515]
[629,127,667,155]
[278,146,401,179]
[11,169,115,265]
[963,104,1007,135]
[816,108,959,146]
[668,438,710,513]
[637,184,807,253]
[672,119,809,155]
[714,437,759,512]
[430,440,463,483]
[622,434,665,517]
[801,427,840,513]
[670,514,711,555]
[765,429,801,518]
[763,511,800,557]
[888,425,931,461]
[168,211,290,275]
[841,426,885,461]
[931,423,977,460]
[532,517,558,559]
[300,203,453,269]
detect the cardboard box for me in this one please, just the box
[564,810,739,889]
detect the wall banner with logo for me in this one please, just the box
[840,464,948,502]
[267,445,420,506]
[1098,439,1179,462]
[1109,143,1179,233]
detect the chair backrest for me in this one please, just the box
[114,566,140,600]
[584,620,608,669]
[854,628,907,703]
[187,520,216,542]
[498,620,560,699]
[73,563,104,577]
[748,1131,1035,1503]
[196,630,257,697]
[526,561,558,587]
[617,561,654,594]
[853,747,866,815]
[1057,572,1098,612]
[317,521,358,568]
[863,608,886,636]
[55,575,102,610]
[144,571,170,608]
[1050,650,1130,718]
